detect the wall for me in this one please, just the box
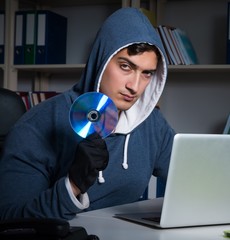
[160,71,230,134]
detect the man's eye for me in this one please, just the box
[143,71,154,78]
[120,63,131,71]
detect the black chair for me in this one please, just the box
[0,88,26,153]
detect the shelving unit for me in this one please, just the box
[14,64,85,73]
[13,64,230,73]
[2,0,230,86]
[1,0,153,91]
[1,0,230,134]
[169,64,230,73]
[156,0,230,134]
[1,0,122,90]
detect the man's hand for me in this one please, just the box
[69,133,109,194]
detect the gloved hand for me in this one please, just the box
[69,133,109,194]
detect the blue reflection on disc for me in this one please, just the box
[69,92,118,138]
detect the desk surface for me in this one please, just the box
[69,198,230,240]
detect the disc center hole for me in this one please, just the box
[87,110,100,122]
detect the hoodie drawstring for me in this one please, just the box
[98,171,105,183]
[98,134,130,184]
[122,134,130,169]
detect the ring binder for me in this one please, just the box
[35,10,67,64]
[14,11,26,64]
[24,11,36,64]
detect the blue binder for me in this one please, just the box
[0,11,5,64]
[24,11,36,64]
[35,10,67,64]
[14,11,26,64]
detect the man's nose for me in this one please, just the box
[126,74,140,93]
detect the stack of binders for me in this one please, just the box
[156,25,198,65]
[14,10,67,65]
[17,91,59,110]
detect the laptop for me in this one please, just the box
[115,133,230,228]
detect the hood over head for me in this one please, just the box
[73,7,168,134]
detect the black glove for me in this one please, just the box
[69,133,109,194]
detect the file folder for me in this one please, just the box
[24,11,36,64]
[14,11,26,64]
[0,11,4,64]
[35,10,67,64]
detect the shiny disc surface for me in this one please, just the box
[69,92,118,138]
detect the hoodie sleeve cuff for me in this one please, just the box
[65,176,90,209]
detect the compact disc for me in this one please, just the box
[69,92,118,139]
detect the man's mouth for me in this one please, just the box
[121,93,135,102]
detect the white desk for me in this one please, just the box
[69,198,230,240]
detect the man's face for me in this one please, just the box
[99,48,158,112]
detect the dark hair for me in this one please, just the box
[127,43,161,60]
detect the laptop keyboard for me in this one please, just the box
[142,217,161,223]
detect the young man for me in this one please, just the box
[0,7,175,220]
